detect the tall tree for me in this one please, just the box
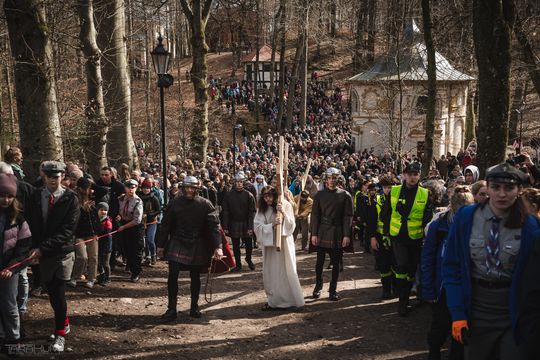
[298,0,310,127]
[77,0,108,176]
[276,0,287,130]
[513,8,540,98]
[95,0,138,169]
[473,0,514,175]
[268,2,283,105]
[421,0,436,178]
[4,0,64,179]
[180,0,213,162]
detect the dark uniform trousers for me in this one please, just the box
[427,290,464,359]
[120,222,144,277]
[231,237,252,268]
[392,236,422,299]
[373,234,394,281]
[315,246,343,293]
[167,262,201,310]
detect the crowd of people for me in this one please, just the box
[0,76,539,360]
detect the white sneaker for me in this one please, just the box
[84,281,94,289]
[49,324,70,342]
[51,335,65,352]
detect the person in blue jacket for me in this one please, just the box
[421,185,473,360]
[442,162,539,360]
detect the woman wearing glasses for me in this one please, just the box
[442,163,540,360]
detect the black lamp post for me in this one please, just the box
[513,108,524,155]
[151,35,174,206]
[232,124,242,177]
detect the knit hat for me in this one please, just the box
[97,202,109,211]
[0,173,17,196]
[141,179,152,189]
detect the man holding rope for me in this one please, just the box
[157,176,223,322]
[27,161,80,353]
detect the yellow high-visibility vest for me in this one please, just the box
[375,194,385,235]
[389,185,428,239]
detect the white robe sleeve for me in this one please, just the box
[281,200,296,237]
[254,211,274,246]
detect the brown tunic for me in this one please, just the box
[311,188,354,249]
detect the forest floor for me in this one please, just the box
[13,238,444,360]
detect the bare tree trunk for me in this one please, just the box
[330,1,337,37]
[352,0,366,71]
[464,92,476,147]
[180,0,213,162]
[513,9,540,98]
[4,0,64,179]
[366,0,376,64]
[78,0,108,176]
[6,65,15,138]
[254,0,260,131]
[144,2,153,145]
[298,2,309,127]
[276,0,287,130]
[509,83,524,143]
[269,3,282,105]
[474,0,514,176]
[285,35,304,129]
[421,0,436,178]
[96,0,138,169]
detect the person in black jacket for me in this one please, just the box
[95,166,125,271]
[69,177,107,289]
[222,172,256,271]
[139,179,160,266]
[27,161,80,353]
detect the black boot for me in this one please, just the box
[312,279,323,299]
[246,258,255,271]
[329,282,339,301]
[381,277,392,300]
[161,308,177,322]
[190,302,202,318]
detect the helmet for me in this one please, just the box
[182,176,200,187]
[234,171,246,181]
[325,167,341,177]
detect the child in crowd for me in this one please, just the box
[96,202,113,286]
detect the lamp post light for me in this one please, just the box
[151,34,174,206]
[232,124,242,177]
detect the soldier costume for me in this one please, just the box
[310,167,354,301]
[222,172,256,271]
[157,176,222,321]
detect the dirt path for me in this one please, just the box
[18,239,437,359]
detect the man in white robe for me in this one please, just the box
[254,186,305,309]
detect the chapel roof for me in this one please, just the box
[349,21,474,82]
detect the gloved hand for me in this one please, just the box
[452,320,469,344]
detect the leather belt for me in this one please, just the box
[472,277,511,289]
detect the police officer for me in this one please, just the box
[443,163,538,360]
[381,162,433,315]
[222,172,256,271]
[367,176,395,300]
[157,176,222,321]
[116,179,144,282]
[311,167,354,301]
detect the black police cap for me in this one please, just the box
[404,162,421,174]
[486,162,528,184]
